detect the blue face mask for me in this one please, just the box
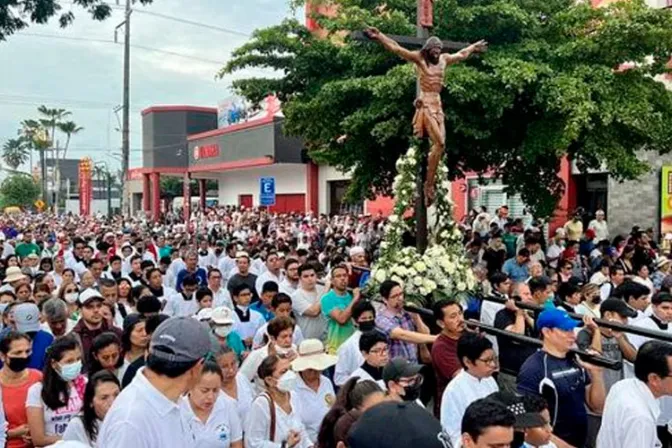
[57,360,82,381]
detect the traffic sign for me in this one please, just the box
[259,177,276,206]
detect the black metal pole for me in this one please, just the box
[480,295,672,343]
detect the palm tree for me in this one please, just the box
[19,119,51,201]
[56,121,83,208]
[2,138,30,171]
[37,106,71,206]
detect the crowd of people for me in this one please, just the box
[0,204,669,447]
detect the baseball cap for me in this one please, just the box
[348,401,451,448]
[382,357,423,383]
[487,391,546,429]
[600,298,637,319]
[211,306,234,325]
[78,288,105,306]
[149,317,211,363]
[14,303,41,333]
[195,307,214,322]
[536,308,580,332]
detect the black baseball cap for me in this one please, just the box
[600,298,638,319]
[382,358,423,383]
[348,401,451,448]
[487,391,546,429]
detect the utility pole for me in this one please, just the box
[116,0,132,217]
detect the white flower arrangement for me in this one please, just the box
[370,146,475,306]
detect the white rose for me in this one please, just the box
[391,275,403,285]
[457,281,467,291]
[413,261,427,273]
[446,262,456,275]
[408,268,417,277]
[413,276,423,286]
[407,147,416,158]
[374,269,387,283]
[419,287,428,296]
[424,279,437,291]
[388,215,399,224]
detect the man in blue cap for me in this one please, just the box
[517,307,606,448]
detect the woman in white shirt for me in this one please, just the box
[180,361,243,448]
[217,347,255,424]
[244,355,311,448]
[26,336,87,447]
[290,339,337,444]
[63,370,121,447]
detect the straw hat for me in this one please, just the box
[3,267,26,283]
[291,339,337,372]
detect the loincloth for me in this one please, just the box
[412,94,445,138]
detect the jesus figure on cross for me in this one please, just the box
[364,27,487,204]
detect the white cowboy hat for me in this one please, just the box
[291,339,337,372]
[3,267,26,283]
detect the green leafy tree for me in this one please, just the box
[0,0,154,41]
[2,137,30,170]
[222,0,672,217]
[0,174,41,208]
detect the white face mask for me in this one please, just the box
[276,370,297,392]
[64,292,79,304]
[214,325,233,338]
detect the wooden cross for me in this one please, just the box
[350,31,469,53]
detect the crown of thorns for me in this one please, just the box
[422,36,443,51]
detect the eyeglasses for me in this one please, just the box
[369,347,389,355]
[477,356,499,366]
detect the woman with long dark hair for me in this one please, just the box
[315,378,385,448]
[26,336,86,447]
[89,333,124,376]
[118,314,148,382]
[116,278,134,310]
[62,370,120,447]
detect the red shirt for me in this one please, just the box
[3,369,43,448]
[431,333,460,417]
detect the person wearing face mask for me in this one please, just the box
[26,335,86,447]
[14,303,54,371]
[440,333,499,447]
[245,354,312,448]
[179,361,243,448]
[211,306,247,359]
[98,317,212,447]
[382,357,425,406]
[290,339,337,444]
[58,282,81,322]
[334,300,377,386]
[0,331,43,448]
[62,370,121,447]
[240,317,298,391]
[575,283,602,318]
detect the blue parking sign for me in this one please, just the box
[260,177,276,206]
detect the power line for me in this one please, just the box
[15,32,228,65]
[132,10,251,37]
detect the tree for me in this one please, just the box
[0,174,41,208]
[2,137,30,170]
[0,0,154,41]
[58,121,84,161]
[19,118,50,198]
[222,0,672,217]
[37,106,69,204]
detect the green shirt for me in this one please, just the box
[15,242,40,259]
[320,290,355,354]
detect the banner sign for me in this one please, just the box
[79,158,93,216]
[194,144,220,160]
[260,177,276,207]
[662,166,672,235]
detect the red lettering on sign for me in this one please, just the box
[194,144,220,160]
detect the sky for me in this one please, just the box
[0,0,300,175]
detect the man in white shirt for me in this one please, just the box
[279,258,300,296]
[207,268,233,310]
[546,229,566,270]
[217,243,238,284]
[164,274,200,317]
[255,251,284,298]
[97,317,211,448]
[197,239,217,270]
[440,332,499,447]
[588,210,609,242]
[291,264,327,340]
[334,300,377,386]
[597,340,672,448]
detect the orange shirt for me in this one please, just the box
[2,369,43,448]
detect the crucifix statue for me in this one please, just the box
[362,27,487,204]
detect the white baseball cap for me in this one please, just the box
[211,306,234,325]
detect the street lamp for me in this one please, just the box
[94,161,113,218]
